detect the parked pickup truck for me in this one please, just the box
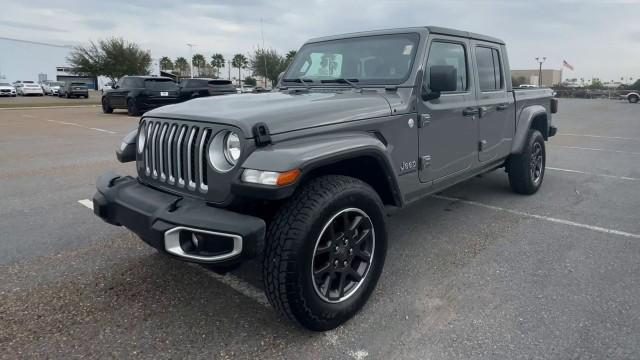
[620,91,639,103]
[93,26,557,331]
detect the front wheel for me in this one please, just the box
[507,129,546,194]
[127,99,140,116]
[263,175,387,331]
[629,94,639,103]
[101,98,113,114]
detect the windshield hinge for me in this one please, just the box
[252,122,272,146]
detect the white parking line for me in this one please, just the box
[190,264,270,308]
[558,133,639,142]
[21,114,36,118]
[550,145,640,156]
[78,199,94,210]
[45,119,117,134]
[546,167,640,181]
[76,197,270,308]
[431,194,640,239]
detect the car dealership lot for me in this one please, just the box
[0,99,638,359]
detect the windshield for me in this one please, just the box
[145,79,177,90]
[0,83,11,86]
[285,33,419,86]
[71,83,86,87]
[50,82,64,86]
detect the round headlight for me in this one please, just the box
[137,123,147,153]
[224,132,241,165]
[209,130,241,173]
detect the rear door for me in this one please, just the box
[418,35,478,183]
[471,42,514,162]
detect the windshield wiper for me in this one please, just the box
[282,78,313,89]
[320,78,360,90]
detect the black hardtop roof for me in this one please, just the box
[306,26,505,45]
[125,76,174,80]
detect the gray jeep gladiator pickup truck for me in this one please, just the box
[93,26,558,331]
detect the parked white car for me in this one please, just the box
[620,91,639,103]
[42,81,64,95]
[0,82,17,97]
[14,81,44,96]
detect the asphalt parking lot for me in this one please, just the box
[1,99,638,359]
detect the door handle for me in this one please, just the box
[462,108,479,116]
[496,104,509,111]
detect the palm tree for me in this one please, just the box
[210,53,225,79]
[231,54,249,87]
[175,57,190,77]
[192,54,206,77]
[285,50,297,66]
[159,56,174,71]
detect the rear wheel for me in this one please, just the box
[629,94,639,103]
[263,175,387,331]
[101,98,113,114]
[507,129,546,194]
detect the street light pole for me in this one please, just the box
[187,43,196,78]
[535,57,546,87]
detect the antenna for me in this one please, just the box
[261,18,268,87]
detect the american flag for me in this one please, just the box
[562,60,574,71]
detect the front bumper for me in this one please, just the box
[93,172,266,265]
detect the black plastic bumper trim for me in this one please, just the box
[93,171,266,265]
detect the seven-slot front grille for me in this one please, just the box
[139,120,212,193]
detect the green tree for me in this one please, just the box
[159,56,174,71]
[210,53,225,78]
[231,54,249,86]
[192,53,206,76]
[588,78,603,90]
[244,76,257,86]
[67,37,151,83]
[250,48,286,87]
[285,50,297,67]
[175,57,190,77]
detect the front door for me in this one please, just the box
[418,36,478,184]
[471,42,515,162]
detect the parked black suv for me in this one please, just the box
[178,78,237,100]
[102,76,180,116]
[58,82,89,98]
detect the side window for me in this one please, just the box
[119,78,128,88]
[475,46,503,91]
[425,41,468,92]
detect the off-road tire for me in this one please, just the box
[629,94,639,104]
[263,175,387,331]
[508,129,546,194]
[127,99,140,116]
[101,98,113,114]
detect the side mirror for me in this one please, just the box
[112,84,119,89]
[421,65,458,101]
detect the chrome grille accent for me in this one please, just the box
[138,120,210,193]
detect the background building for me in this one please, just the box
[0,37,159,90]
[511,69,563,87]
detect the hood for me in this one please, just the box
[0,85,15,90]
[145,91,392,137]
